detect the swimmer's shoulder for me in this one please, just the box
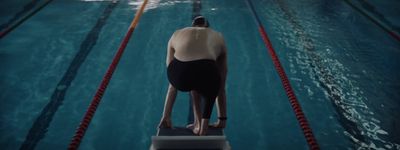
[172,27,193,37]
[172,27,223,39]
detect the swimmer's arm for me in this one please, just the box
[163,84,177,118]
[217,33,228,84]
[216,37,228,120]
[217,51,227,85]
[163,31,178,120]
[166,31,177,66]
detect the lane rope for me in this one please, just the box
[68,0,149,149]
[0,0,55,39]
[245,0,320,149]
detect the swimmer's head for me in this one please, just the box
[192,16,209,27]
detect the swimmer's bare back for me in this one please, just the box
[166,27,227,65]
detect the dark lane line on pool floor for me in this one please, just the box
[0,0,56,39]
[354,0,400,33]
[19,2,118,150]
[0,0,41,32]
[192,0,202,19]
[342,0,400,42]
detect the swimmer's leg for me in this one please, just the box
[199,97,216,135]
[212,89,227,128]
[188,90,202,134]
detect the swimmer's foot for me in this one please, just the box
[199,119,209,136]
[158,118,172,128]
[192,125,200,135]
[210,119,226,128]
[186,123,195,129]
[186,120,200,128]
[187,123,201,135]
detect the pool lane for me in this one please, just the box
[245,0,319,149]
[74,2,193,150]
[204,0,310,149]
[254,0,400,149]
[267,0,366,146]
[20,2,118,150]
[0,1,112,150]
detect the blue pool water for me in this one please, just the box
[0,0,399,149]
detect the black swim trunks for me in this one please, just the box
[167,58,221,119]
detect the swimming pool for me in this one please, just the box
[0,0,399,149]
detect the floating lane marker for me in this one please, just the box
[245,0,320,149]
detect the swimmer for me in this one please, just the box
[158,16,228,135]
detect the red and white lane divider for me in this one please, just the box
[245,0,320,149]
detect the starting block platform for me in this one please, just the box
[150,127,231,150]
